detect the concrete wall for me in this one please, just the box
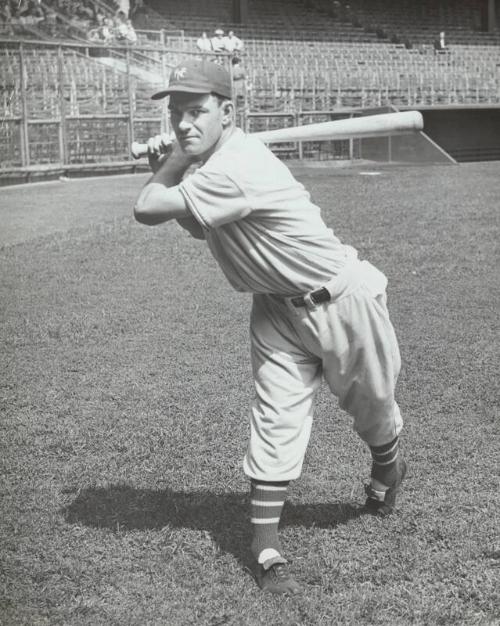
[360,105,500,163]
[360,131,454,164]
[420,106,500,161]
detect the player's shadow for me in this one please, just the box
[62,485,366,569]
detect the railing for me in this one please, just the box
[136,29,186,47]
[0,39,225,169]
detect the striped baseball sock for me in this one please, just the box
[250,480,289,568]
[370,436,400,493]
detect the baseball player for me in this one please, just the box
[134,59,407,595]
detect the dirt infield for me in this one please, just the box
[1,162,499,624]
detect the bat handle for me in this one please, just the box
[131,141,149,160]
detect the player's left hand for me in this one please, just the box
[146,133,175,172]
[146,132,174,157]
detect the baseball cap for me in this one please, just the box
[151,59,232,100]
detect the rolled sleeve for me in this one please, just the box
[179,167,252,229]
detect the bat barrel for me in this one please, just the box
[252,111,423,143]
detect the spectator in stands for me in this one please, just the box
[196,31,213,54]
[103,17,115,42]
[434,31,447,52]
[231,56,246,103]
[114,10,134,43]
[124,18,137,43]
[89,16,115,44]
[87,27,102,42]
[211,28,227,54]
[223,30,244,55]
[231,56,245,79]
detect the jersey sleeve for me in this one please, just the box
[178,166,252,229]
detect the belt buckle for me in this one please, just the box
[311,286,330,305]
[290,286,330,309]
[302,292,317,309]
[306,287,331,308]
[292,290,318,310]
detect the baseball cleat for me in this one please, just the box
[257,562,302,595]
[365,455,407,516]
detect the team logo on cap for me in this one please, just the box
[174,67,187,80]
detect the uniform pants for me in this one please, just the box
[243,260,403,482]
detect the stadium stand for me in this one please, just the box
[133,0,499,110]
[0,43,168,116]
[144,0,499,42]
[0,38,168,168]
[331,0,500,46]
[145,0,380,41]
[241,40,499,111]
[0,0,499,171]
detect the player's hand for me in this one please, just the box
[146,133,175,172]
[147,132,174,157]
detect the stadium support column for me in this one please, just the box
[479,0,496,30]
[232,0,248,23]
[126,48,135,156]
[57,45,68,165]
[487,0,497,31]
[18,43,30,167]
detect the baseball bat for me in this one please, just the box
[130,110,423,159]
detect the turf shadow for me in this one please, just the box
[62,485,365,568]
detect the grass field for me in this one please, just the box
[1,162,499,625]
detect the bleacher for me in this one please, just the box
[333,0,500,46]
[145,0,500,43]
[1,0,499,169]
[146,0,380,41]
[135,0,500,110]
[0,42,166,166]
[241,40,499,110]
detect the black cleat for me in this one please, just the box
[365,455,407,516]
[257,562,302,595]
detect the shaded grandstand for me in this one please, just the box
[1,0,499,179]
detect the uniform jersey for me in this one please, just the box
[178,128,357,296]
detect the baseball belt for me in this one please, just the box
[290,287,331,308]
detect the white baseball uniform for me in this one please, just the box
[179,128,403,482]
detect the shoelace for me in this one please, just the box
[272,564,289,580]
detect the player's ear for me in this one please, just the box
[221,100,234,127]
